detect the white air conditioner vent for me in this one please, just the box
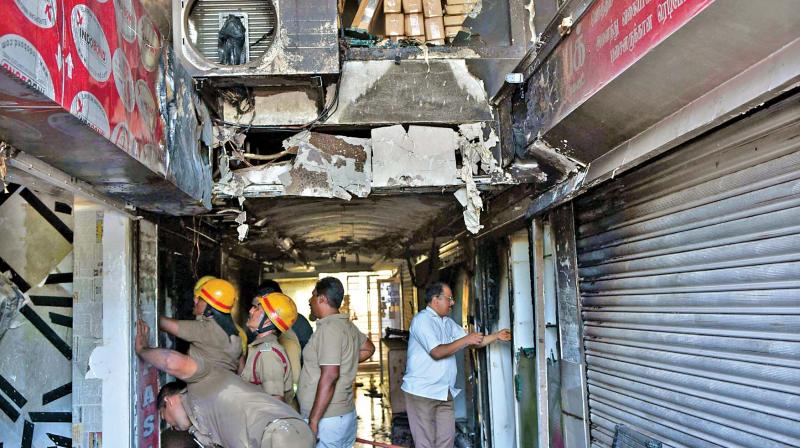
[186,0,277,65]
[174,0,339,78]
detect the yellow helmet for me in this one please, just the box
[193,275,217,298]
[257,292,298,333]
[198,279,236,314]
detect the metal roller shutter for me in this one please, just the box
[574,98,800,448]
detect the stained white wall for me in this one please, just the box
[74,207,136,448]
[510,229,535,448]
[486,241,517,448]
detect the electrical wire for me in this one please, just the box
[219,86,256,115]
[211,71,343,131]
[210,6,346,132]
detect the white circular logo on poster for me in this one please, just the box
[111,121,138,153]
[113,0,136,43]
[70,90,110,138]
[113,49,134,112]
[14,0,57,28]
[71,4,111,82]
[0,34,55,100]
[135,79,156,138]
[137,14,160,72]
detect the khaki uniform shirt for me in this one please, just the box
[176,316,242,372]
[241,333,294,402]
[279,329,302,386]
[184,358,305,448]
[297,313,367,418]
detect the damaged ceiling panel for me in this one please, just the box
[279,131,371,200]
[212,123,526,235]
[242,194,464,270]
[214,131,371,201]
[212,60,495,127]
[371,125,461,188]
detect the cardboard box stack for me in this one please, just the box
[385,12,405,40]
[443,0,476,41]
[403,0,425,41]
[421,0,445,45]
[353,0,470,45]
[405,13,425,39]
[352,0,383,32]
[386,0,404,40]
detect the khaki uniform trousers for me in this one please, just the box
[261,417,315,448]
[404,391,456,448]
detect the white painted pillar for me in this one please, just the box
[86,210,134,448]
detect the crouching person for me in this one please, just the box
[136,320,314,448]
[241,290,298,404]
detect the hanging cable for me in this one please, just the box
[211,5,346,132]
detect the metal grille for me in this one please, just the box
[613,425,663,448]
[186,0,277,64]
[575,98,800,448]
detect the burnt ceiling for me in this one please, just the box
[228,193,466,271]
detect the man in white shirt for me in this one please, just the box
[401,282,511,448]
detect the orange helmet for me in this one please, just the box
[257,292,298,333]
[193,275,217,298]
[197,279,236,314]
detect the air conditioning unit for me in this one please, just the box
[173,0,339,78]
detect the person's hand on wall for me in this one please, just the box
[495,329,512,342]
[474,329,512,348]
[135,319,151,354]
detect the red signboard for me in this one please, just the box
[529,0,714,134]
[137,362,159,448]
[0,0,165,175]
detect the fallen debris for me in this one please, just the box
[215,148,250,206]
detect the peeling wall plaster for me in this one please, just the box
[526,0,537,44]
[456,122,505,234]
[446,60,490,104]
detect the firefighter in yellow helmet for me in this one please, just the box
[159,277,243,372]
[193,276,216,298]
[241,289,299,404]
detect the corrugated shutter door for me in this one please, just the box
[574,99,800,448]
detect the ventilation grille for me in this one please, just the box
[187,0,277,64]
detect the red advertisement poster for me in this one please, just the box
[529,0,715,134]
[0,0,166,175]
[0,0,63,104]
[136,363,159,448]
